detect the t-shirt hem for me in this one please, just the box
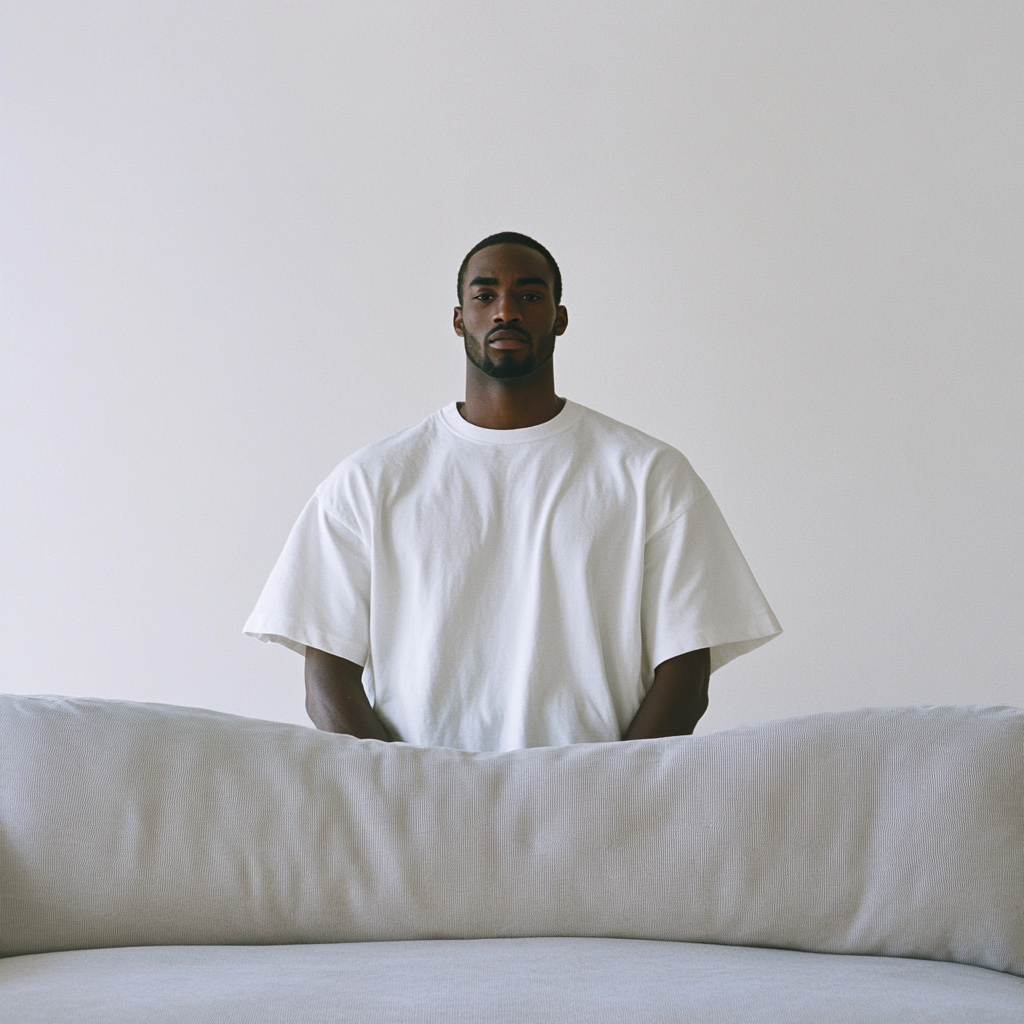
[243,619,368,666]
[650,620,782,676]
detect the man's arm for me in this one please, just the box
[304,647,390,740]
[624,647,710,740]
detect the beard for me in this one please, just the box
[463,328,555,380]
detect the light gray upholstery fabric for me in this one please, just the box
[2,939,1022,1024]
[1,695,1021,974]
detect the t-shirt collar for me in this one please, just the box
[438,399,584,445]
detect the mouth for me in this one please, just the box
[486,329,530,349]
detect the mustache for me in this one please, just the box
[485,326,531,344]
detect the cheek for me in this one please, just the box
[460,311,487,334]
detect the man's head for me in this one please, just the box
[454,232,567,380]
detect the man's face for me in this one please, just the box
[454,243,568,379]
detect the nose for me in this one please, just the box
[492,291,522,324]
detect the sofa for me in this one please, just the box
[1,694,1022,1023]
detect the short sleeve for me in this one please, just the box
[243,494,371,665]
[641,492,781,678]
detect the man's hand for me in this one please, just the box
[625,648,710,740]
[304,647,390,740]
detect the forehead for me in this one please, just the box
[464,243,552,286]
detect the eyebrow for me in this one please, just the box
[468,276,550,289]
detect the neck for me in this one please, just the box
[459,358,564,430]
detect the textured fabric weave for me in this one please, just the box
[2,939,1022,1024]
[1,695,1021,975]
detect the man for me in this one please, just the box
[245,232,780,751]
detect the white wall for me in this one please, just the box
[2,2,1021,731]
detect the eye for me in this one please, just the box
[472,292,493,302]
[522,293,542,302]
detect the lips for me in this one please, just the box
[486,328,530,346]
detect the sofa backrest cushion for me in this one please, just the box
[1,696,1021,974]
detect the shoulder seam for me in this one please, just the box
[314,493,365,543]
[645,490,707,545]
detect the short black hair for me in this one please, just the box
[457,232,562,305]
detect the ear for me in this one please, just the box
[554,305,568,336]
[453,306,465,337]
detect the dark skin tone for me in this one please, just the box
[305,243,710,742]
[454,242,568,430]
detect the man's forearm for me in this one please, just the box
[625,647,710,740]
[304,647,390,740]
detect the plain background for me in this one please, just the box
[2,2,1021,733]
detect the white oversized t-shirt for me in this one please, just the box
[245,401,780,751]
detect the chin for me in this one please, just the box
[483,357,537,379]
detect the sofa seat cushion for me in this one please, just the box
[1,938,1022,1024]
[3,696,1023,975]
